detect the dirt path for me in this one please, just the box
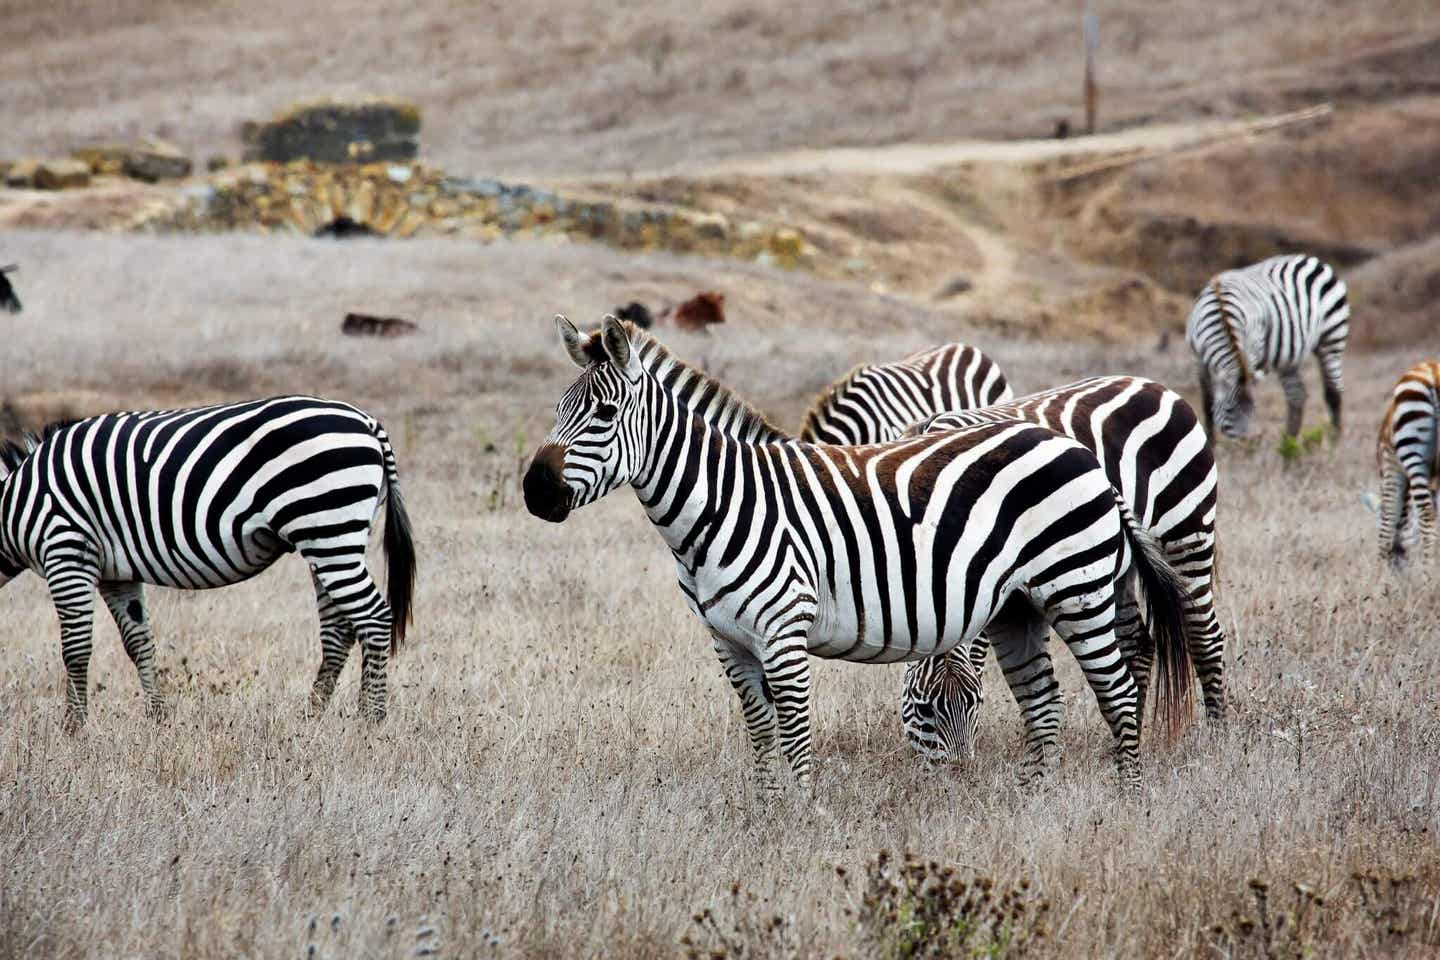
[555,104,1333,184]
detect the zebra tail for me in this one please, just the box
[378,427,416,656]
[1116,496,1196,742]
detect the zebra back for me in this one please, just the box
[799,342,1012,445]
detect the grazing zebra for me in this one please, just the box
[0,263,20,314]
[898,377,1224,762]
[798,343,1013,445]
[1185,254,1350,438]
[1377,360,1440,569]
[0,395,415,729]
[525,316,1194,790]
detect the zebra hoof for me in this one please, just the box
[145,699,172,724]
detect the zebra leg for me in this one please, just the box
[763,641,815,792]
[989,611,1064,786]
[712,633,781,794]
[1409,473,1437,568]
[1377,451,1406,569]
[98,581,167,720]
[308,570,358,714]
[1279,368,1307,438]
[1316,347,1343,435]
[305,555,392,722]
[1042,590,1142,789]
[47,563,101,733]
[1114,579,1153,736]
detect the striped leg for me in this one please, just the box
[765,640,815,791]
[98,582,166,720]
[713,634,781,793]
[1316,345,1343,435]
[1113,579,1153,734]
[45,557,101,733]
[1179,562,1228,725]
[308,570,358,714]
[1043,589,1142,788]
[1378,450,1408,569]
[304,553,392,722]
[1279,367,1307,438]
[990,612,1064,786]
[1197,364,1216,438]
[1407,471,1437,568]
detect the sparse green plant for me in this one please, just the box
[840,851,1048,960]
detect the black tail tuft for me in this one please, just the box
[1117,498,1195,741]
[380,436,415,656]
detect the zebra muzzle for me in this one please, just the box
[524,444,572,523]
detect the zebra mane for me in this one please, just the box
[1210,280,1252,385]
[0,419,77,476]
[797,362,870,439]
[586,321,788,443]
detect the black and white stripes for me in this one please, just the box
[527,317,1195,790]
[1186,254,1350,438]
[799,342,1012,445]
[1376,361,1440,569]
[0,395,415,728]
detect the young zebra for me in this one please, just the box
[798,343,1013,444]
[1377,360,1440,569]
[898,377,1224,762]
[0,395,415,729]
[1186,254,1350,438]
[526,317,1195,790]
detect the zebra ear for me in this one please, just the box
[555,314,591,368]
[600,314,634,371]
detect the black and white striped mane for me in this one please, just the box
[0,419,76,476]
[583,321,788,444]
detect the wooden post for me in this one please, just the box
[1083,1,1099,135]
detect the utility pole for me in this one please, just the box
[1083,1,1100,135]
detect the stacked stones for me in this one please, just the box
[131,160,814,267]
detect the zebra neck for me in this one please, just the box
[631,383,783,568]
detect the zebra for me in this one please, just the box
[0,263,20,314]
[525,316,1195,790]
[1186,254,1350,439]
[897,376,1224,762]
[1376,360,1440,569]
[798,343,1013,445]
[0,395,416,730]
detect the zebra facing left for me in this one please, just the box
[526,316,1195,791]
[1186,253,1350,439]
[0,395,416,730]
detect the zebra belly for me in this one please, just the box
[98,523,291,589]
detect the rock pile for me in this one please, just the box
[242,99,421,164]
[129,160,816,268]
[71,139,193,182]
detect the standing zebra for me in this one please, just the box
[0,395,415,729]
[1186,254,1350,438]
[525,317,1194,790]
[898,377,1224,762]
[1377,360,1440,569]
[799,343,1013,445]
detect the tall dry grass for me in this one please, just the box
[0,232,1437,958]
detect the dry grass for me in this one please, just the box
[2,0,1436,175]
[0,232,1437,957]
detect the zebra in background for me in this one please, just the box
[526,317,1195,790]
[898,377,1224,762]
[0,263,20,314]
[1186,254,1349,438]
[798,342,1013,445]
[1377,360,1440,569]
[0,396,415,730]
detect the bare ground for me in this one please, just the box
[0,233,1437,958]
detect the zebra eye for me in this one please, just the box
[594,403,618,421]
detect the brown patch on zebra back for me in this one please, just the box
[1211,280,1252,385]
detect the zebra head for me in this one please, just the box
[525,314,645,523]
[1209,366,1256,439]
[900,642,988,762]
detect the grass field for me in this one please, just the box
[0,232,1437,957]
